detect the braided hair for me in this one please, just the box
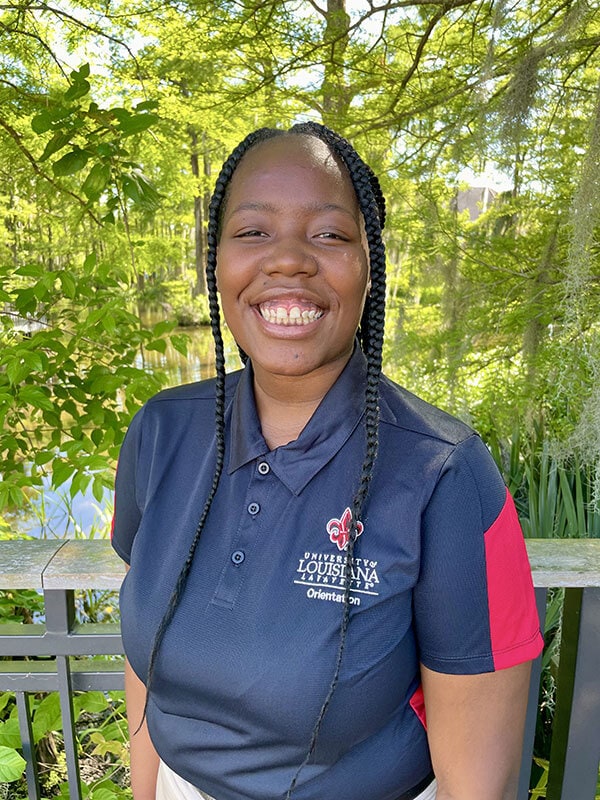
[141,122,387,797]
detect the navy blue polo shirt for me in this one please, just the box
[112,347,542,800]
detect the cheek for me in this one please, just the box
[215,255,235,300]
[337,258,369,302]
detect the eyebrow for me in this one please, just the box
[228,201,356,217]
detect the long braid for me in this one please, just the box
[140,123,388,800]
[139,129,284,727]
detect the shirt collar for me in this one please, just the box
[228,346,367,495]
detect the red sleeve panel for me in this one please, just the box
[485,489,544,670]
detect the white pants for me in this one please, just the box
[156,759,437,800]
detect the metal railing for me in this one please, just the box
[0,538,599,800]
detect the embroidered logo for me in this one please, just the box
[326,507,364,551]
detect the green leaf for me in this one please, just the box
[15,264,44,277]
[64,79,91,102]
[75,63,91,79]
[134,100,158,112]
[18,386,55,412]
[0,718,22,749]
[13,287,37,316]
[73,692,108,716]
[118,112,159,135]
[83,252,97,272]
[92,474,105,503]
[89,786,120,800]
[33,693,62,742]
[170,334,189,356]
[52,460,75,489]
[145,339,166,353]
[81,163,111,201]
[0,745,25,781]
[152,320,175,337]
[85,307,107,326]
[0,693,12,713]
[89,374,123,394]
[59,271,77,299]
[39,129,74,162]
[34,450,55,466]
[52,149,91,177]
[101,313,117,335]
[33,280,51,301]
[31,110,53,134]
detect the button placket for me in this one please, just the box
[210,467,273,608]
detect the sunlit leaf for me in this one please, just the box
[0,745,25,781]
[52,149,91,176]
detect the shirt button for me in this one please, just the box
[247,502,260,515]
[258,462,270,475]
[231,550,245,565]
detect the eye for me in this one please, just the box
[235,229,268,238]
[315,231,350,241]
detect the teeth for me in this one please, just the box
[259,304,324,325]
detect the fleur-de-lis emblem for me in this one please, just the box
[326,507,364,551]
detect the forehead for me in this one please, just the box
[226,135,357,207]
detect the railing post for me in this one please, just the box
[546,587,600,799]
[43,588,83,800]
[16,692,41,800]
[517,587,547,799]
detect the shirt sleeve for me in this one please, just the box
[111,407,146,564]
[413,434,543,674]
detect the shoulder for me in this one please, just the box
[376,374,503,518]
[122,369,243,452]
[378,373,474,447]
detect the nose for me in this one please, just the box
[261,236,318,277]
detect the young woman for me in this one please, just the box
[112,123,543,800]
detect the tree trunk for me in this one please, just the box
[321,0,351,128]
[522,218,559,389]
[189,127,207,297]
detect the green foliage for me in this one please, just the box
[486,421,600,539]
[29,64,161,216]
[0,588,44,623]
[0,690,130,796]
[0,255,176,510]
[1,0,598,476]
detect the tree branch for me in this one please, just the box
[0,116,101,224]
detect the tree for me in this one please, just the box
[1,0,599,510]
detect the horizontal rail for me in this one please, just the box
[0,539,599,800]
[2,538,599,590]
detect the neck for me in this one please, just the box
[252,359,350,449]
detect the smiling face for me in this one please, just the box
[216,135,370,390]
